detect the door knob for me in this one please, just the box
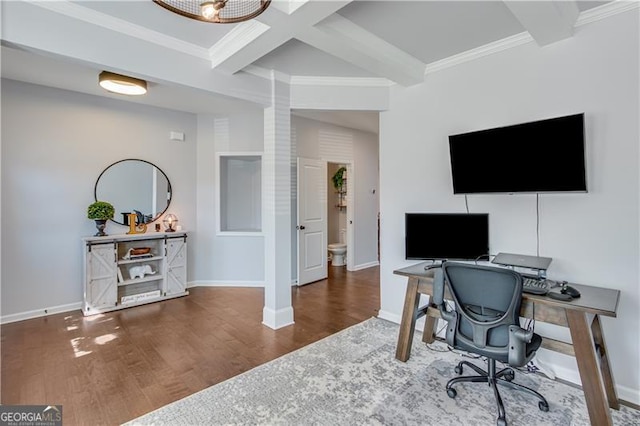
[296,225,306,230]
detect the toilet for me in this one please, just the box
[328,229,347,267]
[328,243,347,266]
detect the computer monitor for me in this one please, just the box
[405,213,489,261]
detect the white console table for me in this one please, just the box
[82,231,188,315]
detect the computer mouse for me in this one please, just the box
[548,292,573,301]
[561,285,581,298]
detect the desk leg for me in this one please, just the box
[566,310,613,426]
[422,304,438,344]
[590,315,619,409]
[395,277,420,362]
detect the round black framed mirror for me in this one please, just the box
[94,159,172,225]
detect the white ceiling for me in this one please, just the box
[0,0,615,133]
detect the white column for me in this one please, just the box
[262,72,294,329]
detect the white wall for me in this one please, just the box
[292,115,379,276]
[353,131,380,267]
[379,11,639,402]
[192,111,265,286]
[1,79,197,318]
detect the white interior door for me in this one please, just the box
[297,157,327,285]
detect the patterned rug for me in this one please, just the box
[126,318,639,425]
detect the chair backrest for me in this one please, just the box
[441,262,523,358]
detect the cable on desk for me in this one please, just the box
[465,194,470,214]
[524,300,536,333]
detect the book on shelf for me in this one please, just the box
[123,253,154,260]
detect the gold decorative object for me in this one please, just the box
[126,213,148,234]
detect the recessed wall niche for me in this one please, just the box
[218,153,262,233]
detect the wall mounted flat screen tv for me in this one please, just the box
[449,113,587,194]
[405,213,489,260]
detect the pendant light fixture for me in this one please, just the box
[98,71,147,96]
[153,0,270,23]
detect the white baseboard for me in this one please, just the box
[188,280,264,288]
[617,384,640,406]
[262,306,294,330]
[351,261,380,271]
[377,309,402,324]
[1,302,82,324]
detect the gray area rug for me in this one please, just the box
[126,318,639,425]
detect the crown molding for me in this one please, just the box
[244,68,391,88]
[289,76,393,87]
[424,1,638,76]
[28,0,209,60]
[243,65,291,84]
[425,32,533,75]
[209,20,271,69]
[576,0,639,27]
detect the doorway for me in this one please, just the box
[327,162,349,267]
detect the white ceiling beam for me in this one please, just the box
[209,20,272,69]
[209,0,352,75]
[504,0,580,46]
[299,14,425,87]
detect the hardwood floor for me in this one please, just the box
[1,266,379,425]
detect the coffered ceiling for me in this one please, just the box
[0,0,623,131]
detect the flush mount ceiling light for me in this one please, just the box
[153,0,270,23]
[98,71,147,96]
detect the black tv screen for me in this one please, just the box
[405,213,489,260]
[449,113,587,194]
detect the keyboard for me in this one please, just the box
[522,277,553,295]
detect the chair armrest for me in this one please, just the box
[509,326,533,343]
[508,325,533,367]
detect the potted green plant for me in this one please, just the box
[332,166,347,191]
[88,201,115,236]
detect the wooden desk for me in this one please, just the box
[393,262,621,426]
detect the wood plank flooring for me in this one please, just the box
[1,266,379,425]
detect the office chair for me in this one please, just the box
[432,262,549,426]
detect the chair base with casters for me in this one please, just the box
[431,263,551,426]
[446,357,549,426]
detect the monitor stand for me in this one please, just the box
[423,260,445,270]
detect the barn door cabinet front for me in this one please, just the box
[83,232,188,315]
